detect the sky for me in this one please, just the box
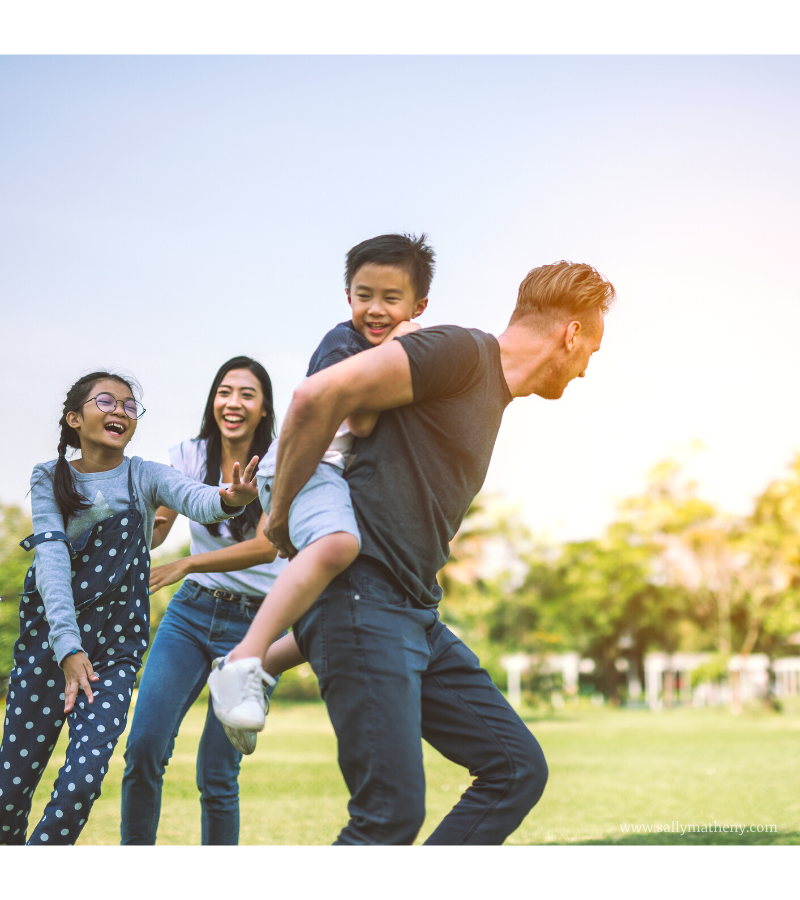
[0,6,798,886]
[1,53,799,552]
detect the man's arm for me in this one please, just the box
[267,340,414,557]
[343,320,421,439]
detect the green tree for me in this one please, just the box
[438,495,534,684]
[735,455,800,656]
[0,504,34,694]
[654,456,800,660]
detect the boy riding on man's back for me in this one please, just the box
[207,233,434,751]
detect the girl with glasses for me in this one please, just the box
[120,357,301,845]
[0,371,259,845]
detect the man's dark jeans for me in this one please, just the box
[293,557,548,844]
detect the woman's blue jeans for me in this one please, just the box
[119,580,276,845]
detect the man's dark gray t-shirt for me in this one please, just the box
[344,325,512,608]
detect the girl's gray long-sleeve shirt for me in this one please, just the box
[28,455,243,664]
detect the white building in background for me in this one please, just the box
[773,657,800,697]
[500,652,586,708]
[644,652,714,709]
[643,652,787,710]
[500,650,800,710]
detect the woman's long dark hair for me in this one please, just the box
[53,372,139,525]
[198,356,276,542]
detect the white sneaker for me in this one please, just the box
[222,719,258,756]
[208,656,275,756]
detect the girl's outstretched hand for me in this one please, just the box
[219,456,259,508]
[62,651,99,713]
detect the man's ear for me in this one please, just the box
[346,288,352,308]
[412,297,428,318]
[565,320,581,350]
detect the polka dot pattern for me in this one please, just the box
[4,500,148,845]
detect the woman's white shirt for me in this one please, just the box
[169,439,287,596]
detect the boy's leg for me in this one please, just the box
[231,464,360,666]
[120,583,217,844]
[420,621,548,845]
[263,631,306,677]
[293,559,437,845]
[229,531,359,665]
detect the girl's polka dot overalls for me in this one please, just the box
[0,463,150,845]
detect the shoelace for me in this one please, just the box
[243,664,273,709]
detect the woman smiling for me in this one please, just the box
[119,356,287,845]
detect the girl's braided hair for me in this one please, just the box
[53,372,138,525]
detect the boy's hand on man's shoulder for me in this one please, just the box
[387,320,422,341]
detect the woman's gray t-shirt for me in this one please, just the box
[29,456,242,663]
[344,325,512,608]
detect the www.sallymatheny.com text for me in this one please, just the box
[619,822,777,836]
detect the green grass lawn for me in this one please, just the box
[3,693,799,845]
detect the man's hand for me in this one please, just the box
[219,456,259,508]
[149,557,191,593]
[62,651,99,713]
[266,511,297,559]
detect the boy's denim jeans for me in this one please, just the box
[119,580,276,845]
[293,557,548,844]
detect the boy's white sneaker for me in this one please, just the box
[208,656,275,755]
[222,719,258,756]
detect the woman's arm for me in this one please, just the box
[149,512,277,593]
[150,506,178,550]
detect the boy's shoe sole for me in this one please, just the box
[210,657,272,756]
[222,721,258,756]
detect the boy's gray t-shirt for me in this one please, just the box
[344,325,512,608]
[29,456,242,663]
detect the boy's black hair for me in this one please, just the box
[196,356,276,543]
[345,233,435,301]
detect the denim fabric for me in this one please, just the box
[293,557,548,845]
[120,580,278,845]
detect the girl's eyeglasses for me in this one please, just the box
[81,393,146,420]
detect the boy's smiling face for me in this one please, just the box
[347,263,428,346]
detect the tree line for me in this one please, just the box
[438,456,800,701]
[2,456,800,699]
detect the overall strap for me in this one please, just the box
[127,456,140,509]
[19,531,73,553]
